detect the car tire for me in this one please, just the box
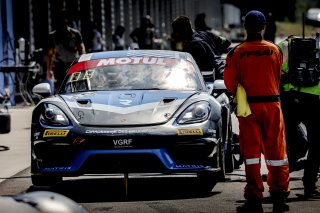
[224,122,234,173]
[217,122,226,181]
[31,175,62,186]
[218,137,226,181]
[0,112,11,134]
[221,105,234,173]
[196,123,225,192]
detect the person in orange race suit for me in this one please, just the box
[224,10,290,213]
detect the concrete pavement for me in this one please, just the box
[0,106,34,183]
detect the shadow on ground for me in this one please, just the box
[26,176,222,203]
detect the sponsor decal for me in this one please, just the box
[207,128,217,137]
[240,49,273,59]
[43,130,69,137]
[207,128,216,133]
[97,57,167,66]
[78,53,93,62]
[177,128,203,136]
[78,111,85,120]
[85,129,151,134]
[175,164,207,168]
[43,167,72,171]
[70,72,81,81]
[69,70,94,82]
[73,138,86,145]
[83,69,95,79]
[68,57,178,75]
[113,139,133,148]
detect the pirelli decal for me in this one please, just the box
[177,128,203,136]
[43,130,69,137]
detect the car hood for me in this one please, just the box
[60,90,197,126]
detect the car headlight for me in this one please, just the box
[40,103,70,126]
[176,101,211,124]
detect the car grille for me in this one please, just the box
[80,153,167,174]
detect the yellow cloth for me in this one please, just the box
[234,84,251,117]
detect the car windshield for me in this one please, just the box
[62,57,202,93]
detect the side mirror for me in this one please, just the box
[212,79,226,90]
[211,79,227,97]
[32,83,52,99]
[201,70,215,83]
[211,80,230,106]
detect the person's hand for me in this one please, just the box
[47,70,54,81]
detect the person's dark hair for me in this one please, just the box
[194,13,211,31]
[244,10,267,32]
[171,16,193,41]
[55,9,69,29]
[141,15,154,28]
[115,25,125,35]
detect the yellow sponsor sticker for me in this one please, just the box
[43,129,69,137]
[177,128,203,136]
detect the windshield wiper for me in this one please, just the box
[133,88,163,90]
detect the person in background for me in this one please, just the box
[112,25,126,50]
[130,15,155,49]
[264,12,277,43]
[224,10,290,213]
[46,9,86,93]
[171,15,229,81]
[278,36,320,198]
[194,12,228,42]
[86,21,105,53]
[194,12,231,56]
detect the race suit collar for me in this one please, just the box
[246,33,263,41]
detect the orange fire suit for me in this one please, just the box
[224,33,290,201]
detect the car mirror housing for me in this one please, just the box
[201,70,215,83]
[32,83,52,99]
[211,79,227,97]
[212,79,226,90]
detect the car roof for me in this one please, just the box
[76,50,194,62]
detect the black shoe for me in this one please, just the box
[273,202,289,213]
[236,200,263,213]
[304,187,320,198]
[271,192,289,213]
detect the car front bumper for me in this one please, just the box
[31,121,220,176]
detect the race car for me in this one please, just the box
[31,50,235,191]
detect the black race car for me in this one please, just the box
[31,50,236,191]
